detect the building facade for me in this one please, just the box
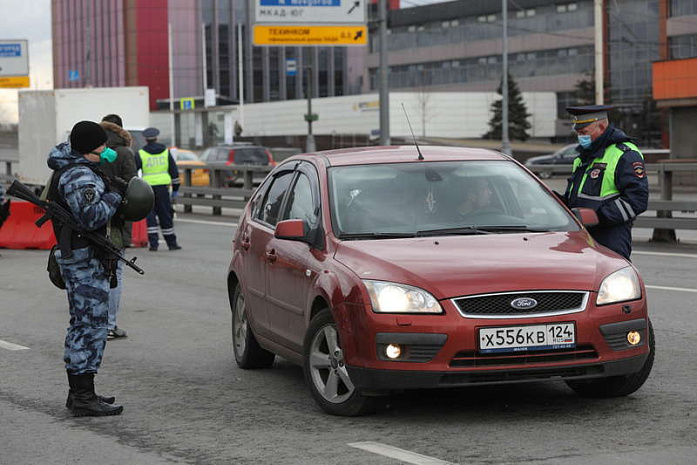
[366,0,697,142]
[52,0,363,111]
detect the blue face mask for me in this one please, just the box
[577,134,592,149]
[98,147,118,164]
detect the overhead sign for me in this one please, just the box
[0,76,30,88]
[254,25,367,46]
[0,40,29,77]
[255,0,366,24]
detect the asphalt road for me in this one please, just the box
[1,216,696,465]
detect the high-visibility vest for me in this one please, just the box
[568,142,643,206]
[139,149,171,186]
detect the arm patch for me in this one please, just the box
[632,161,646,179]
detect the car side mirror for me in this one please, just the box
[275,219,309,242]
[572,208,599,228]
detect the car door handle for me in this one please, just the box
[265,250,277,263]
[241,236,251,250]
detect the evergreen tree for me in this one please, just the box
[484,73,531,141]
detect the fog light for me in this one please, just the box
[385,343,402,359]
[627,331,641,345]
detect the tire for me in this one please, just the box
[566,319,655,398]
[303,309,376,416]
[231,283,275,369]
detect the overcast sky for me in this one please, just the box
[0,0,445,124]
[0,0,52,124]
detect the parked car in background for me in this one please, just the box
[525,144,578,179]
[170,148,210,186]
[200,144,276,186]
[269,147,303,164]
[228,145,654,416]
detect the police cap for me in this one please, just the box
[566,105,613,130]
[143,127,160,139]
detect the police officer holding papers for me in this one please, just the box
[563,105,649,260]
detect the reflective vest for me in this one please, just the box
[568,142,642,208]
[139,149,171,186]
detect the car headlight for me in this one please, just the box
[597,267,641,305]
[363,280,443,314]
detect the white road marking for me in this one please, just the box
[177,218,237,227]
[348,442,455,465]
[646,285,697,294]
[634,250,697,259]
[0,339,30,351]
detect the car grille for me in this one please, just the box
[440,365,604,385]
[450,345,598,368]
[453,291,588,318]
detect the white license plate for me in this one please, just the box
[479,323,575,354]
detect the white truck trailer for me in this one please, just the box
[17,87,149,185]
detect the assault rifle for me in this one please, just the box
[7,179,144,275]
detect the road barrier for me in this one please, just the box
[0,200,56,249]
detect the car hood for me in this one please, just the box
[334,231,628,300]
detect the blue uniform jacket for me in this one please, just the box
[47,143,122,232]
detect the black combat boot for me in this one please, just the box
[66,370,116,409]
[68,373,123,417]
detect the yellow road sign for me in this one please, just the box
[253,25,367,46]
[0,76,30,88]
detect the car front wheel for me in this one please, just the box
[566,319,655,398]
[231,283,275,369]
[303,308,376,416]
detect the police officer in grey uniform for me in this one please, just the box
[48,121,125,417]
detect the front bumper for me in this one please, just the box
[347,353,648,390]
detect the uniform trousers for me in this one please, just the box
[146,184,178,249]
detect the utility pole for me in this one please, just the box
[305,50,316,153]
[378,0,390,146]
[238,22,245,128]
[501,0,511,156]
[168,22,176,146]
[594,0,604,104]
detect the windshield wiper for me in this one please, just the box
[415,226,495,237]
[339,232,417,240]
[474,225,552,233]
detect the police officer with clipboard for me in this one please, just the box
[563,105,649,260]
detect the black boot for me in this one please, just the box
[68,373,123,417]
[66,371,116,409]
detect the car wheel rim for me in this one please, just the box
[309,323,355,404]
[233,291,248,358]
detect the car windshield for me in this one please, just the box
[328,161,577,239]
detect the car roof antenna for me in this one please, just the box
[401,103,424,161]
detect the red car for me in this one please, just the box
[228,146,654,416]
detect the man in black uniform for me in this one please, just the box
[563,105,649,260]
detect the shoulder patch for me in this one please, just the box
[83,187,97,203]
[632,161,646,179]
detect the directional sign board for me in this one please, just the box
[254,25,367,46]
[255,0,366,24]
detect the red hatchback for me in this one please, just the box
[228,146,654,416]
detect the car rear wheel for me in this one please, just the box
[303,309,376,416]
[231,283,275,369]
[566,319,655,398]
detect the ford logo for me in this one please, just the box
[510,297,538,309]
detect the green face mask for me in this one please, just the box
[99,147,118,164]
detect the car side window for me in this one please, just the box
[256,172,294,227]
[200,148,211,162]
[283,173,318,225]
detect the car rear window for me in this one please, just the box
[234,148,268,165]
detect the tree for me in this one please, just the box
[483,73,531,141]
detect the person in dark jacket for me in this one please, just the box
[100,114,137,340]
[48,120,125,417]
[135,127,181,251]
[563,105,649,260]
